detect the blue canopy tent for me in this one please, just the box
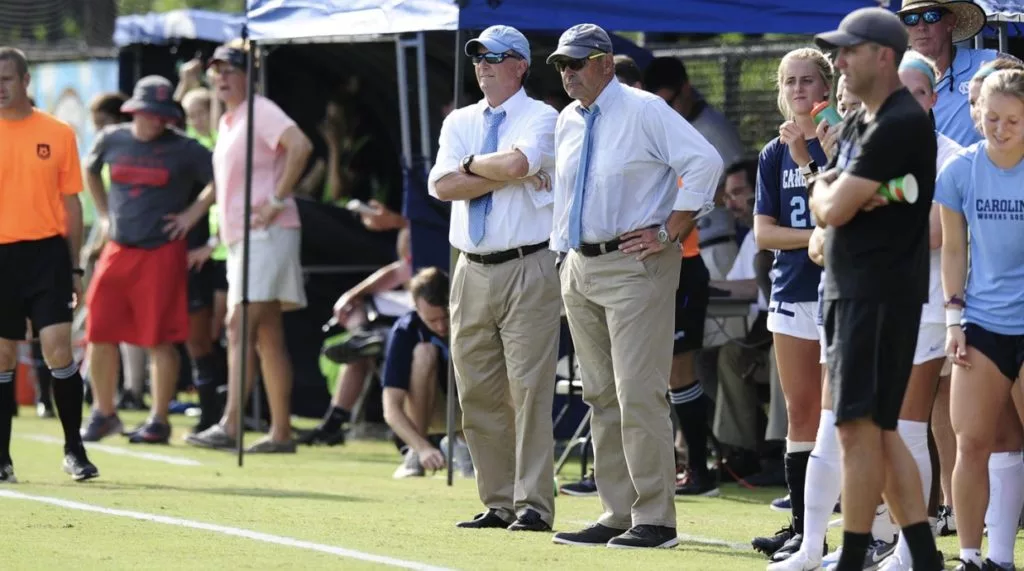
[239,0,878,470]
[975,0,1024,48]
[114,9,244,95]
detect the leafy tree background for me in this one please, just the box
[0,0,244,47]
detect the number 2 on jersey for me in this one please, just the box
[789,196,815,227]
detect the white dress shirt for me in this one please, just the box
[551,80,724,252]
[427,88,558,254]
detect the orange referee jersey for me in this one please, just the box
[678,176,700,258]
[0,110,83,244]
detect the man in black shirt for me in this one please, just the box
[810,8,940,571]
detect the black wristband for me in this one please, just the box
[72,268,85,277]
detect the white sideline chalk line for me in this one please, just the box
[23,434,202,467]
[0,490,456,571]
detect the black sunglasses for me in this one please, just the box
[901,8,946,26]
[471,52,520,65]
[553,52,607,73]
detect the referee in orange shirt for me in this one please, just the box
[0,47,98,482]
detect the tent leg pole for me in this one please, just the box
[237,33,258,467]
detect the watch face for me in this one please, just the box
[658,228,669,243]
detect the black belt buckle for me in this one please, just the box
[578,239,621,257]
[466,241,547,265]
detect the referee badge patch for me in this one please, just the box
[36,143,50,159]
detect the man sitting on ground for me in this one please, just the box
[382,267,471,479]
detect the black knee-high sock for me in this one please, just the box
[785,450,811,534]
[903,521,942,570]
[32,343,52,408]
[50,362,84,452]
[670,382,709,477]
[0,370,14,464]
[927,425,941,517]
[836,531,871,571]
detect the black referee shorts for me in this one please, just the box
[964,323,1024,383]
[824,299,921,431]
[0,235,75,340]
[673,255,710,355]
[187,260,228,314]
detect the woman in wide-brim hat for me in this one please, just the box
[897,0,987,44]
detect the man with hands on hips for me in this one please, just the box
[547,23,723,549]
[427,25,560,533]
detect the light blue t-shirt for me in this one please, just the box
[935,142,1024,335]
[934,47,998,148]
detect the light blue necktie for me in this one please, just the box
[468,108,506,245]
[568,105,600,249]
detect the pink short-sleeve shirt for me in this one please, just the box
[213,94,301,246]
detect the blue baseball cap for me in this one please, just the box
[464,25,531,64]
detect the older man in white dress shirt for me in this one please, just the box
[547,24,723,550]
[428,25,560,533]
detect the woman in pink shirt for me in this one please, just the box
[173,40,312,453]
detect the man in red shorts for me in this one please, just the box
[83,75,213,444]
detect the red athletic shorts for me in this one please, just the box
[86,240,188,347]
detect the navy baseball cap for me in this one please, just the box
[547,24,613,63]
[815,7,909,53]
[121,75,182,120]
[208,44,248,70]
[464,25,531,63]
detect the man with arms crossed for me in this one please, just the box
[0,46,98,481]
[548,24,722,549]
[428,25,560,532]
[811,9,941,570]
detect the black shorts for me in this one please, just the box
[824,299,921,431]
[187,260,228,314]
[964,323,1024,382]
[673,255,710,354]
[0,235,75,340]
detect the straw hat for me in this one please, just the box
[898,0,988,44]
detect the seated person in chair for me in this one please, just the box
[380,268,471,479]
[709,160,785,484]
[301,228,412,445]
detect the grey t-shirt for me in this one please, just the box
[87,125,213,249]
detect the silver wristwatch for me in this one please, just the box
[657,224,672,244]
[269,194,287,207]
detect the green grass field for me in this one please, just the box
[2,409,1021,570]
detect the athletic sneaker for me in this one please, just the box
[771,534,814,562]
[560,472,598,497]
[822,537,897,570]
[393,449,424,479]
[62,447,99,482]
[936,505,957,536]
[80,411,123,442]
[771,495,791,512]
[0,463,16,483]
[125,420,171,444]
[753,525,795,557]
[950,559,1013,571]
[767,549,821,570]
[675,469,720,497]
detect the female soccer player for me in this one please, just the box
[751,48,831,562]
[937,68,1024,571]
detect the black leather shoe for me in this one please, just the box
[606,525,679,549]
[508,509,551,532]
[456,508,512,529]
[553,523,628,546]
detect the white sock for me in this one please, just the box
[892,420,932,561]
[872,503,899,543]
[960,548,983,567]
[802,410,842,559]
[985,451,1024,567]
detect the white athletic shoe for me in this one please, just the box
[767,549,821,571]
[822,546,842,569]
[877,553,910,571]
[392,449,424,479]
